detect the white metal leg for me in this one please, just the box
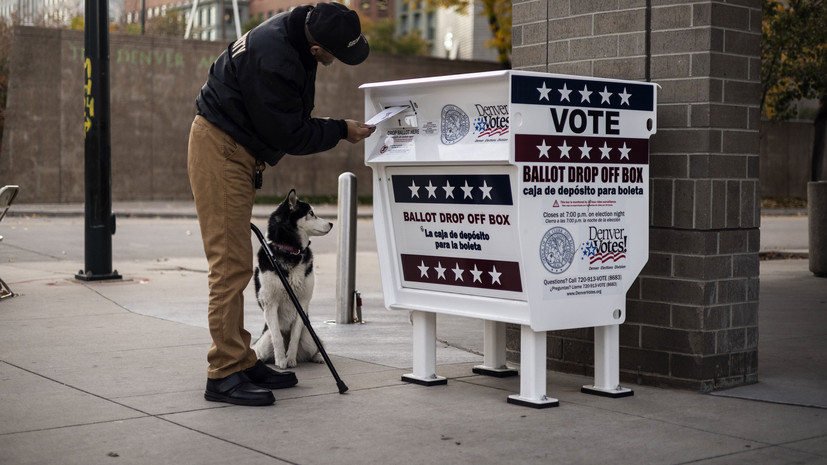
[582,324,633,398]
[473,320,517,377]
[507,325,558,408]
[184,0,199,39]
[402,310,446,386]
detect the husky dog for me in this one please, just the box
[252,190,331,369]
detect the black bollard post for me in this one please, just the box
[76,0,121,282]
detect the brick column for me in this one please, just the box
[511,0,761,391]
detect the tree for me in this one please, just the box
[146,9,187,37]
[243,14,265,34]
[478,0,510,67]
[762,0,827,181]
[360,16,430,56]
[410,0,511,67]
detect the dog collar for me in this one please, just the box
[271,241,309,255]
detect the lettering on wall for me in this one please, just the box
[69,44,214,69]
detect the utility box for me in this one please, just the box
[362,70,658,407]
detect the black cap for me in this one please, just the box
[306,2,370,65]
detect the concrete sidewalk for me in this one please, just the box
[0,204,825,464]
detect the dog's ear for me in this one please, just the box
[272,190,294,223]
[288,189,297,211]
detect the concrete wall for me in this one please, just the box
[0,26,502,203]
[512,0,762,391]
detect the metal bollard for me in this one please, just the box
[336,172,358,324]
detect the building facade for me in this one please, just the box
[397,0,497,62]
[123,0,249,41]
[118,0,495,63]
[247,0,391,23]
[0,0,80,25]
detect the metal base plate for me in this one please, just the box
[581,385,634,398]
[401,374,447,386]
[473,366,518,378]
[75,270,123,282]
[507,394,559,409]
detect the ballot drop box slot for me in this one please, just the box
[361,70,658,408]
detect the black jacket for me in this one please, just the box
[195,5,347,166]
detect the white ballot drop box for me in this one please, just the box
[361,70,658,408]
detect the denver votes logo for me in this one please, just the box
[579,226,627,265]
[440,104,469,145]
[539,227,576,274]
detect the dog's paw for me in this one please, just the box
[286,357,297,368]
[274,355,288,369]
[252,340,274,363]
[311,352,324,364]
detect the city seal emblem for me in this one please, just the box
[539,227,576,274]
[440,104,469,145]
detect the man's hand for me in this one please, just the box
[345,119,376,143]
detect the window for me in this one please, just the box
[427,12,434,41]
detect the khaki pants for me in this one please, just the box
[187,115,259,379]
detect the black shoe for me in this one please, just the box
[205,371,275,406]
[244,360,299,389]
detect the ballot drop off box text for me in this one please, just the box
[361,70,658,408]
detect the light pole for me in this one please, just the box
[77,0,121,282]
